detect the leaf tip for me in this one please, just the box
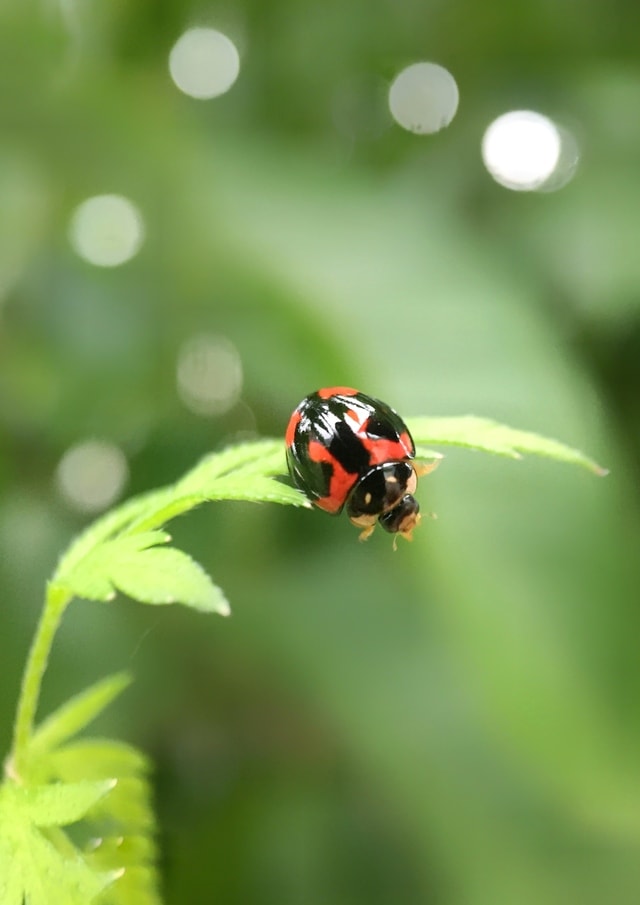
[218,600,232,617]
[595,465,610,477]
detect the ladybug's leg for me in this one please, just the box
[413,458,441,478]
[358,524,376,542]
[349,513,377,541]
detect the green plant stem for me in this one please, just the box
[9,582,72,781]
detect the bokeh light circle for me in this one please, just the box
[177,333,243,416]
[69,194,144,267]
[537,124,580,192]
[388,62,459,135]
[481,110,562,191]
[169,27,240,99]
[56,440,129,513]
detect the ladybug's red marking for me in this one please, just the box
[358,434,413,466]
[307,440,359,513]
[285,409,302,448]
[344,412,414,466]
[317,386,359,399]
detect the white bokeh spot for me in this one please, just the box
[481,110,563,191]
[69,194,144,267]
[177,333,243,416]
[389,62,459,135]
[169,27,240,99]
[56,440,129,513]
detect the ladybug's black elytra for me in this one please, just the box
[285,387,438,541]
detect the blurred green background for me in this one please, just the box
[2,1,640,903]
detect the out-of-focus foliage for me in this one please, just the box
[1,0,640,903]
[1,430,596,905]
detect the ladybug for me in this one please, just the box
[285,387,438,542]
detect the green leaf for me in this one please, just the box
[46,739,151,781]
[408,415,608,475]
[19,779,116,827]
[20,828,118,905]
[176,441,308,506]
[127,482,307,535]
[94,861,162,905]
[177,439,287,490]
[54,440,302,584]
[59,532,170,602]
[110,546,230,615]
[43,739,161,902]
[50,440,307,621]
[0,816,24,905]
[93,776,155,830]
[45,427,603,637]
[30,672,131,757]
[125,491,206,533]
[61,529,229,614]
[0,783,118,905]
[46,739,155,827]
[86,832,154,868]
[54,491,174,585]
[203,474,309,506]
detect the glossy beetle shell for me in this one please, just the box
[285,387,416,520]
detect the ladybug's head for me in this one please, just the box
[378,493,421,539]
[346,461,420,542]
